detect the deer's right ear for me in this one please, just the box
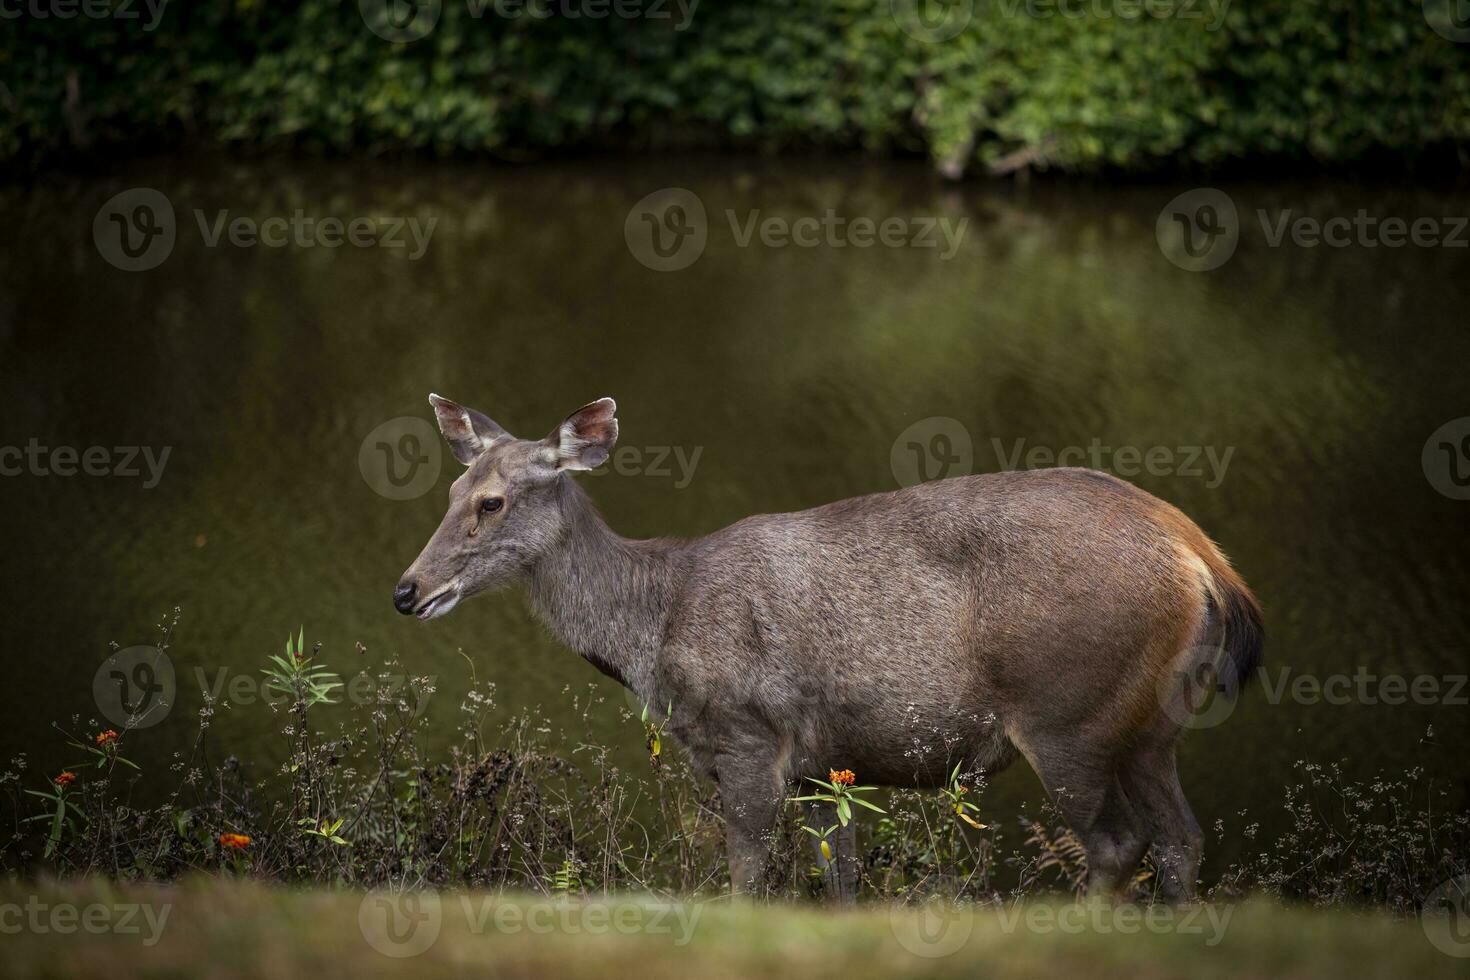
[429,394,509,465]
[545,397,619,471]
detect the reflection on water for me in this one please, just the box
[2,156,1467,865]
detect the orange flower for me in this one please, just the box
[219,833,252,850]
[95,730,119,749]
[829,769,856,787]
[53,771,76,787]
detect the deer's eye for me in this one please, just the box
[480,497,504,514]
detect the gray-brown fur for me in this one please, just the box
[398,396,1264,902]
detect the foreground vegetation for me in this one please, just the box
[6,1,1469,174]
[4,615,1466,918]
[0,878,1463,979]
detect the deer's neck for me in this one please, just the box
[526,478,678,704]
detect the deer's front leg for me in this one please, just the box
[716,743,788,897]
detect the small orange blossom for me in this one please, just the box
[829,769,856,786]
[219,833,252,850]
[53,771,76,787]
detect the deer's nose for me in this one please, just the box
[393,581,417,615]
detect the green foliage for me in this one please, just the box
[298,817,351,847]
[261,627,342,709]
[2,1,1466,173]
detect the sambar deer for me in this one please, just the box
[395,395,1262,901]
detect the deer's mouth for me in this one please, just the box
[414,585,461,620]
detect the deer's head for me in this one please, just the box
[393,394,618,620]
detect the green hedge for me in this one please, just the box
[3,0,1468,173]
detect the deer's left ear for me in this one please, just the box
[545,397,618,471]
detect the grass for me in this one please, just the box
[0,878,1460,980]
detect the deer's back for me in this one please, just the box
[659,468,1211,782]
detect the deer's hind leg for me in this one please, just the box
[1013,734,1149,899]
[1119,739,1202,903]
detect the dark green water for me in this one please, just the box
[2,156,1467,860]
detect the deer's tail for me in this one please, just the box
[1193,539,1264,693]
